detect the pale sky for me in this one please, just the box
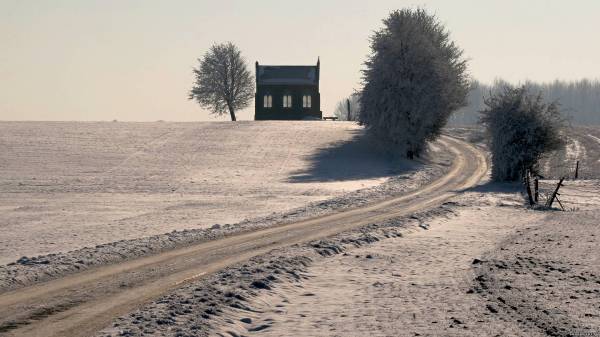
[1,0,599,121]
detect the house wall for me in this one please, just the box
[255,84,321,120]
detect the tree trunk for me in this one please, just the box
[347,99,351,121]
[228,104,237,121]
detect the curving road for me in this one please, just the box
[0,135,488,337]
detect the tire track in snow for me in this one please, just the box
[587,134,600,162]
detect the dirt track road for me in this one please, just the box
[0,136,487,337]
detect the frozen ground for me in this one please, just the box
[216,180,600,337]
[534,126,600,179]
[473,205,600,336]
[0,121,430,265]
[91,127,600,337]
[95,178,600,337]
[221,185,536,337]
[4,124,598,337]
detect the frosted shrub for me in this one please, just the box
[359,9,469,158]
[480,86,565,181]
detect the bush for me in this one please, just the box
[480,85,565,181]
[359,9,469,158]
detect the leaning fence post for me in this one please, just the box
[546,177,565,208]
[574,160,579,179]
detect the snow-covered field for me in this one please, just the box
[97,176,600,337]
[210,180,600,337]
[91,127,600,337]
[3,123,599,336]
[541,126,600,179]
[0,121,407,265]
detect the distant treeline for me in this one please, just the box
[449,79,600,125]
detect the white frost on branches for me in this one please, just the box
[333,93,361,121]
[480,86,565,181]
[359,9,469,158]
[189,42,254,121]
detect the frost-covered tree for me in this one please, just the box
[359,9,469,158]
[333,93,361,121]
[480,85,565,181]
[189,42,254,121]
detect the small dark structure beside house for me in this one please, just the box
[254,59,322,120]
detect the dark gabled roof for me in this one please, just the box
[256,65,318,85]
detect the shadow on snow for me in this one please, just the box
[287,130,423,183]
[459,181,523,194]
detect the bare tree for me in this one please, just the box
[333,93,361,121]
[189,42,254,121]
[359,9,469,159]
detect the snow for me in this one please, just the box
[95,176,600,336]
[207,179,600,337]
[588,134,600,162]
[4,125,597,336]
[0,121,402,265]
[538,127,600,179]
[242,206,536,337]
[93,127,600,337]
[588,133,600,144]
[566,138,585,162]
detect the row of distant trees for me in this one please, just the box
[450,79,600,125]
[335,78,600,126]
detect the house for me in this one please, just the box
[254,59,322,120]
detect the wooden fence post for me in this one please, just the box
[534,177,539,203]
[575,160,579,179]
[525,170,535,206]
[546,177,565,208]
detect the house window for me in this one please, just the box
[302,95,312,108]
[263,95,272,108]
[283,95,292,108]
